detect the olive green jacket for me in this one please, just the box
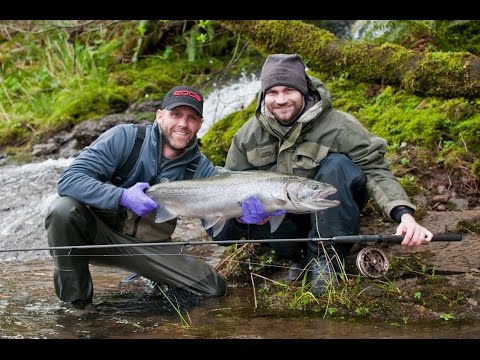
[225,76,414,220]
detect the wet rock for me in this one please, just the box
[449,198,469,211]
[31,102,156,159]
[437,185,447,195]
[126,100,162,113]
[432,194,450,203]
[72,114,149,148]
[413,194,428,207]
[31,142,57,157]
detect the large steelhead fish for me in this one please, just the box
[145,169,339,236]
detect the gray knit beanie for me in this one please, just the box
[260,54,308,95]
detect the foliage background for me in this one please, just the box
[0,20,478,193]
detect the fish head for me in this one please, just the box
[285,178,340,212]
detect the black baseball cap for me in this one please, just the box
[162,86,204,117]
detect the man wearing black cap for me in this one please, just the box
[214,54,433,296]
[45,85,227,311]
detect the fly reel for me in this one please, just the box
[355,245,389,279]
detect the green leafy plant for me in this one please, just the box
[440,313,454,321]
[327,307,337,315]
[354,306,370,316]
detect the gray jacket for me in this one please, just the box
[225,76,414,220]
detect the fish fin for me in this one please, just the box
[269,213,286,233]
[203,216,222,230]
[271,198,288,207]
[212,219,227,237]
[270,190,289,205]
[154,205,178,223]
[202,216,227,237]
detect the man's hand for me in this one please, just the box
[395,213,433,246]
[238,197,286,225]
[120,182,158,216]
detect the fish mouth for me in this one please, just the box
[289,188,340,211]
[296,186,340,210]
[322,187,337,198]
[316,187,339,206]
[311,186,337,201]
[320,198,341,206]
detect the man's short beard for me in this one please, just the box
[274,108,302,126]
[162,133,194,151]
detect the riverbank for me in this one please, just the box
[176,210,480,323]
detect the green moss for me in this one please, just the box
[325,75,479,164]
[1,151,33,165]
[226,20,338,76]
[46,82,131,126]
[324,73,372,115]
[406,52,469,96]
[398,175,423,197]
[200,100,257,166]
[452,114,480,154]
[454,217,480,234]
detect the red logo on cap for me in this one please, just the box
[173,90,201,102]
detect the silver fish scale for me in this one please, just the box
[145,170,338,221]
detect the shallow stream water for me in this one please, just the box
[1,260,479,339]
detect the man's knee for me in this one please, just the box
[47,196,84,224]
[192,274,228,298]
[317,153,356,176]
[46,196,95,248]
[315,153,365,187]
[320,153,351,167]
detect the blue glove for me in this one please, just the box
[119,182,158,216]
[239,197,286,224]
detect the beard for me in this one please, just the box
[266,95,305,126]
[162,131,195,151]
[271,105,303,126]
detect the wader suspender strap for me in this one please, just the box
[111,125,146,185]
[111,125,200,185]
[183,155,200,180]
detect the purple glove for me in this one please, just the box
[239,197,286,224]
[119,182,158,216]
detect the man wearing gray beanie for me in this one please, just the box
[214,53,432,296]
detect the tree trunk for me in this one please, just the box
[219,20,480,99]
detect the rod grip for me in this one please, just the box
[431,233,463,241]
[377,234,463,242]
[332,234,462,243]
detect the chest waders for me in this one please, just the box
[45,127,226,305]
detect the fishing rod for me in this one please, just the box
[0,233,462,253]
